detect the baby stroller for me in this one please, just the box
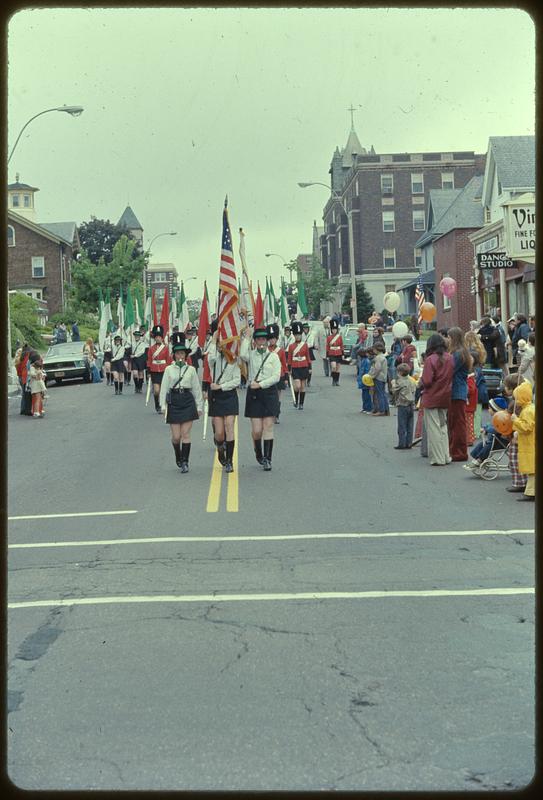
[473,433,511,481]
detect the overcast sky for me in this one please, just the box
[7,6,535,299]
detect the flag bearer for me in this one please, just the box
[302,321,315,386]
[240,327,281,471]
[111,334,127,395]
[131,330,147,393]
[280,324,294,352]
[103,331,114,385]
[326,318,344,386]
[267,323,288,423]
[147,325,172,413]
[287,321,311,409]
[159,332,203,473]
[123,336,133,386]
[207,328,241,473]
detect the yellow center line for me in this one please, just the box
[206,443,223,512]
[226,417,239,512]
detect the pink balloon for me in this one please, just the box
[440,277,457,298]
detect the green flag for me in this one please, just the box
[280,279,289,327]
[269,276,279,317]
[106,288,115,333]
[178,282,190,331]
[296,273,308,319]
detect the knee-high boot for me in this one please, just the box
[225,440,235,472]
[253,437,264,464]
[262,439,273,470]
[172,441,182,467]
[180,443,191,473]
[215,438,226,465]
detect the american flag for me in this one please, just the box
[415,273,425,325]
[218,197,240,362]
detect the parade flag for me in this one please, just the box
[238,228,255,325]
[98,287,112,350]
[217,198,241,363]
[152,288,159,326]
[296,273,308,319]
[279,279,289,327]
[125,284,136,339]
[134,289,143,328]
[144,292,152,327]
[105,288,115,333]
[116,286,125,338]
[170,291,177,330]
[269,276,279,317]
[264,277,275,325]
[415,273,425,325]
[178,283,190,331]
[159,289,170,341]
[254,282,264,328]
[197,281,210,348]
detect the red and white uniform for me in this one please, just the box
[147,342,172,374]
[268,344,288,377]
[326,333,344,359]
[287,341,311,369]
[202,352,212,384]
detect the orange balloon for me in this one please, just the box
[492,410,513,436]
[420,302,436,322]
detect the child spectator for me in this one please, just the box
[356,349,373,413]
[463,396,510,472]
[398,335,417,375]
[391,363,416,449]
[29,353,47,417]
[511,382,535,501]
[502,375,528,493]
[368,342,390,416]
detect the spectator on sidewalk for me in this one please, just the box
[71,321,80,342]
[511,382,535,502]
[447,327,473,462]
[368,342,389,416]
[418,333,454,466]
[391,363,416,449]
[14,342,33,416]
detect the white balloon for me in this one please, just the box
[392,321,409,339]
[383,291,401,312]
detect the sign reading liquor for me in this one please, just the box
[477,252,516,269]
[504,198,535,259]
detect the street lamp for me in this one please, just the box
[298,181,358,324]
[143,232,178,302]
[7,104,84,392]
[8,105,84,165]
[265,252,295,287]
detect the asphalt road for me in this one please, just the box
[7,368,535,791]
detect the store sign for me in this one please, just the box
[477,252,516,269]
[505,203,535,259]
[475,236,499,254]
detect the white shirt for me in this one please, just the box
[111,343,126,362]
[132,339,147,358]
[240,339,281,388]
[159,361,204,413]
[302,330,315,347]
[206,343,241,391]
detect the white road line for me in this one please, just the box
[8,587,535,610]
[8,510,138,521]
[8,529,534,549]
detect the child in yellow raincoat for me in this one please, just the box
[511,382,535,501]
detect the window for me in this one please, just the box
[382,211,395,232]
[384,284,396,293]
[8,225,15,246]
[383,248,396,269]
[441,172,454,189]
[412,210,425,231]
[442,273,451,310]
[12,194,20,207]
[498,180,502,196]
[151,272,167,282]
[23,194,31,207]
[484,207,491,224]
[32,256,45,278]
[414,248,422,268]
[155,287,165,300]
[411,173,424,194]
[381,174,393,194]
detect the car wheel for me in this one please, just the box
[55,378,63,385]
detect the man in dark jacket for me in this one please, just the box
[511,315,531,363]
[478,317,501,368]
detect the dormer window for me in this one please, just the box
[23,194,31,207]
[12,194,20,207]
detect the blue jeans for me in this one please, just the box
[397,404,414,447]
[374,379,389,413]
[361,387,372,411]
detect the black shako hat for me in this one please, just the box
[266,323,280,340]
[151,324,164,338]
[291,321,304,336]
[171,331,190,352]
[253,327,268,340]
[330,319,339,332]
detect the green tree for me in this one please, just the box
[342,281,374,323]
[9,293,46,353]
[305,256,335,317]
[77,218,140,265]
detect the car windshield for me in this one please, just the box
[46,344,86,357]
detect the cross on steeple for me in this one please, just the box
[348,104,357,130]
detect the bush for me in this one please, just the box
[9,294,47,354]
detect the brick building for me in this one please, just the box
[317,125,485,315]
[145,263,179,307]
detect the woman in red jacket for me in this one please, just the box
[419,334,454,466]
[326,319,344,386]
[287,321,311,409]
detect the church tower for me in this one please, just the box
[7,173,39,221]
[118,205,144,246]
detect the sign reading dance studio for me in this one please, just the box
[503,193,536,259]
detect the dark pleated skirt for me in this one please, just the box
[244,386,280,418]
[167,390,199,424]
[209,388,239,417]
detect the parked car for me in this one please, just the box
[482,366,505,398]
[339,325,360,359]
[43,342,104,385]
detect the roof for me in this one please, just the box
[39,221,78,244]
[8,210,73,246]
[341,126,366,166]
[8,181,40,192]
[489,135,535,189]
[118,205,143,230]
[398,269,435,291]
[416,176,484,248]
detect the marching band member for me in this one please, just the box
[267,323,288,423]
[102,331,114,385]
[302,321,315,386]
[187,326,203,372]
[123,335,133,386]
[240,327,281,471]
[110,334,127,395]
[280,323,294,352]
[326,318,344,386]
[287,321,311,409]
[207,328,241,473]
[147,324,172,413]
[131,329,147,393]
[159,332,203,473]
